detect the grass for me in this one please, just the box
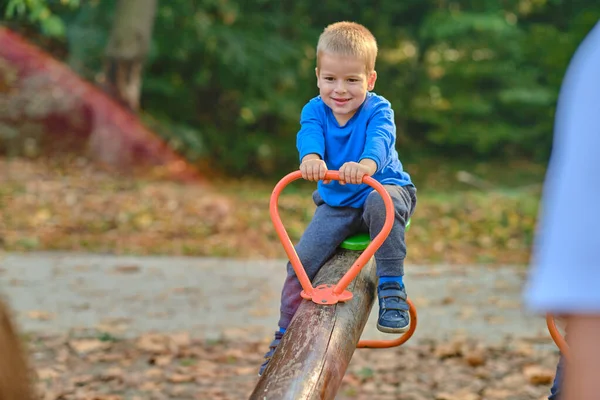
[0,156,546,265]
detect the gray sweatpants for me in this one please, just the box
[278,184,417,329]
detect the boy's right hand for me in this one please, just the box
[300,155,330,184]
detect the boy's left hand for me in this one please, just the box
[338,160,377,185]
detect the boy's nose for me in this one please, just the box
[334,83,347,93]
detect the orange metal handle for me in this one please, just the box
[357,298,418,348]
[269,170,394,300]
[546,314,570,359]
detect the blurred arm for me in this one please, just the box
[562,315,600,400]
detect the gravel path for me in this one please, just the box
[0,252,552,346]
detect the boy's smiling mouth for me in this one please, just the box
[332,97,351,105]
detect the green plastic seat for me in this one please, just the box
[339,218,411,251]
[339,232,371,251]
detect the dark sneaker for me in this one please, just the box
[258,330,284,377]
[377,281,410,333]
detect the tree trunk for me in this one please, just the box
[250,249,377,400]
[104,0,157,111]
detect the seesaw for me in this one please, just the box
[250,170,417,399]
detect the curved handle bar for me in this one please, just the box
[270,170,394,298]
[546,314,570,359]
[358,298,418,348]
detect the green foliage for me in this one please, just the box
[3,0,80,37]
[3,0,600,176]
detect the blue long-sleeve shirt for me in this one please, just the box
[297,92,413,208]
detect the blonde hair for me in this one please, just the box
[316,21,378,73]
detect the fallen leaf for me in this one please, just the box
[523,365,555,385]
[36,367,60,380]
[464,348,486,367]
[26,310,55,321]
[136,333,169,353]
[440,296,454,305]
[167,373,195,383]
[167,332,191,348]
[434,341,463,359]
[113,264,140,273]
[436,390,479,400]
[144,368,164,380]
[68,339,111,355]
[152,355,172,366]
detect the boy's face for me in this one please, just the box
[316,52,377,126]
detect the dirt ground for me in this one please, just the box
[0,252,562,400]
[27,330,559,400]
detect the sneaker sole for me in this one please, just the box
[376,315,411,334]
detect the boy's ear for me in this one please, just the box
[367,70,378,91]
[315,67,320,88]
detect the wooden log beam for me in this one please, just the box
[250,249,377,400]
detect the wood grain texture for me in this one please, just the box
[250,250,376,400]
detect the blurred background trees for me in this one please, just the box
[1,0,599,177]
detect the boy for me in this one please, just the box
[259,21,417,376]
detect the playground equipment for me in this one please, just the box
[250,170,417,399]
[546,314,569,359]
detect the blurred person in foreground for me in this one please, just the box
[524,21,600,400]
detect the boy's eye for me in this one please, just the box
[324,77,335,81]
[347,79,359,82]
